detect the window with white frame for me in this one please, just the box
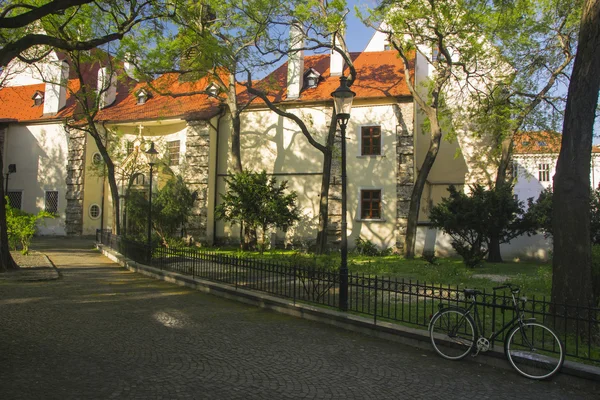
[126,141,134,155]
[360,189,382,220]
[538,163,550,182]
[168,140,180,166]
[360,126,381,156]
[45,190,58,214]
[89,204,101,219]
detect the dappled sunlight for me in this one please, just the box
[153,309,189,329]
[0,296,52,306]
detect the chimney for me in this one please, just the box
[330,30,345,77]
[97,66,117,109]
[287,23,305,100]
[43,60,69,115]
[123,53,138,81]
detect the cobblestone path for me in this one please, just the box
[0,238,596,399]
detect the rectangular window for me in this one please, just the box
[361,126,381,156]
[361,190,381,220]
[6,191,22,209]
[538,163,550,182]
[511,162,519,179]
[126,141,134,155]
[45,190,58,214]
[168,140,180,166]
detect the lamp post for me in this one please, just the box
[146,142,158,255]
[331,76,355,312]
[5,164,16,194]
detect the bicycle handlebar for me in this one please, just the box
[493,283,520,293]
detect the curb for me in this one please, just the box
[42,254,62,280]
[98,244,600,387]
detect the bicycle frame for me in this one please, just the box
[445,289,530,346]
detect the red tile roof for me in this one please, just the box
[245,50,413,104]
[95,73,222,122]
[0,79,82,122]
[0,50,413,124]
[514,131,600,154]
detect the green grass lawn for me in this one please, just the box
[198,246,552,297]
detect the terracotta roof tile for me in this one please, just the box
[0,79,82,122]
[514,131,600,154]
[1,50,413,124]
[95,73,222,122]
[245,50,413,104]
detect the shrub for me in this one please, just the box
[429,184,533,268]
[5,199,54,255]
[215,170,300,252]
[354,237,380,256]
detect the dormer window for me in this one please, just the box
[206,83,219,97]
[136,89,150,105]
[32,91,44,106]
[538,141,547,146]
[384,41,391,51]
[304,68,321,89]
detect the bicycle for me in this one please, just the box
[428,283,564,380]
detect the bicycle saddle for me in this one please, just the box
[464,289,482,297]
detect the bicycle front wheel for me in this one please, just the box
[505,322,565,380]
[429,308,476,360]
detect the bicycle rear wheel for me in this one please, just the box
[505,322,564,380]
[429,308,476,360]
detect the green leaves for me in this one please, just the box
[429,184,533,267]
[215,170,300,249]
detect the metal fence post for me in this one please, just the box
[293,264,297,305]
[374,275,378,325]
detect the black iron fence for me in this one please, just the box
[97,230,600,363]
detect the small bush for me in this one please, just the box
[6,199,54,255]
[421,251,439,265]
[354,237,380,256]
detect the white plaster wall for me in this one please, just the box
[215,100,409,249]
[4,122,69,235]
[513,155,556,203]
[415,226,552,261]
[82,134,105,235]
[97,121,188,233]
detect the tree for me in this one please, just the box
[429,184,533,267]
[0,140,18,272]
[245,2,357,253]
[215,170,300,251]
[481,0,581,262]
[0,0,170,67]
[124,176,195,245]
[0,0,172,271]
[552,0,600,313]
[370,0,503,258]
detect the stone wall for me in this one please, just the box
[65,129,86,235]
[396,102,415,253]
[184,120,210,243]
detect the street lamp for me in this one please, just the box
[5,164,16,194]
[145,142,159,254]
[331,76,355,312]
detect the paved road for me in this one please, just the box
[0,238,596,399]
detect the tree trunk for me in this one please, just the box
[315,119,336,254]
[89,130,120,235]
[552,0,599,322]
[405,123,443,258]
[231,112,243,173]
[487,232,503,263]
[487,137,514,262]
[0,146,19,272]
